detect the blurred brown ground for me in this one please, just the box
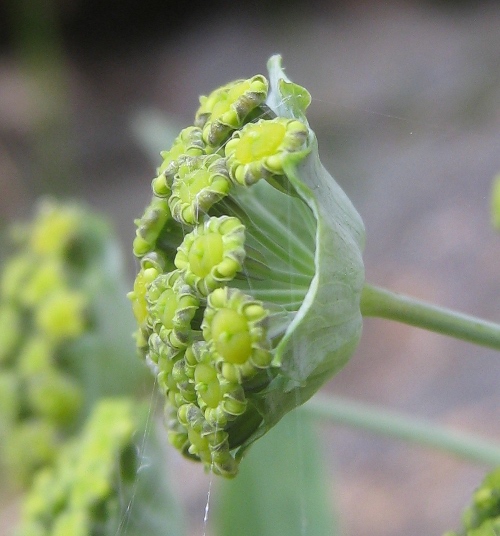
[1,1,500,535]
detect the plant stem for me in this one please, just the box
[360,283,500,351]
[303,395,500,466]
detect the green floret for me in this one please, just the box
[169,154,232,225]
[35,289,87,342]
[225,117,309,186]
[175,216,246,296]
[29,201,81,257]
[177,402,237,477]
[146,269,199,351]
[153,126,206,197]
[195,75,269,147]
[1,199,146,488]
[202,287,272,382]
[188,341,247,426]
[132,197,170,257]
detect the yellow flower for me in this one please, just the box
[195,75,269,147]
[225,117,309,186]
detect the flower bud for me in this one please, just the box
[153,126,206,196]
[195,75,269,147]
[132,197,170,257]
[169,154,231,225]
[225,117,308,186]
[175,216,246,296]
[17,400,137,535]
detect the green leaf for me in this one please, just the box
[213,410,337,536]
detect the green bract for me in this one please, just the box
[130,55,365,477]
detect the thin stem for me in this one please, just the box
[361,283,500,351]
[303,395,500,466]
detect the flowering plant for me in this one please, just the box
[129,55,365,476]
[2,54,500,536]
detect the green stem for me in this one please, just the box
[303,395,500,466]
[361,283,500,351]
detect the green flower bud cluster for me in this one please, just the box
[445,467,500,536]
[130,56,366,477]
[16,399,139,536]
[0,200,107,485]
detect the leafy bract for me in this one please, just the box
[235,55,365,459]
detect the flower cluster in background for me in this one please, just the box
[0,201,94,485]
[16,399,140,536]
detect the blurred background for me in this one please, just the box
[1,0,500,535]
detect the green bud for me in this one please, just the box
[128,265,160,327]
[133,197,170,257]
[191,342,247,426]
[35,289,87,342]
[1,200,147,489]
[195,75,269,147]
[147,270,199,350]
[175,216,246,296]
[29,200,80,257]
[169,154,231,225]
[17,400,139,535]
[225,117,309,186]
[202,287,272,380]
[153,126,206,197]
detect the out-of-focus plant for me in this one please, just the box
[0,200,184,536]
[17,398,183,536]
[0,200,147,486]
[444,467,500,536]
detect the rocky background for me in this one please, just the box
[1,1,500,535]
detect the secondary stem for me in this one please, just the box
[303,395,500,466]
[360,283,500,351]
